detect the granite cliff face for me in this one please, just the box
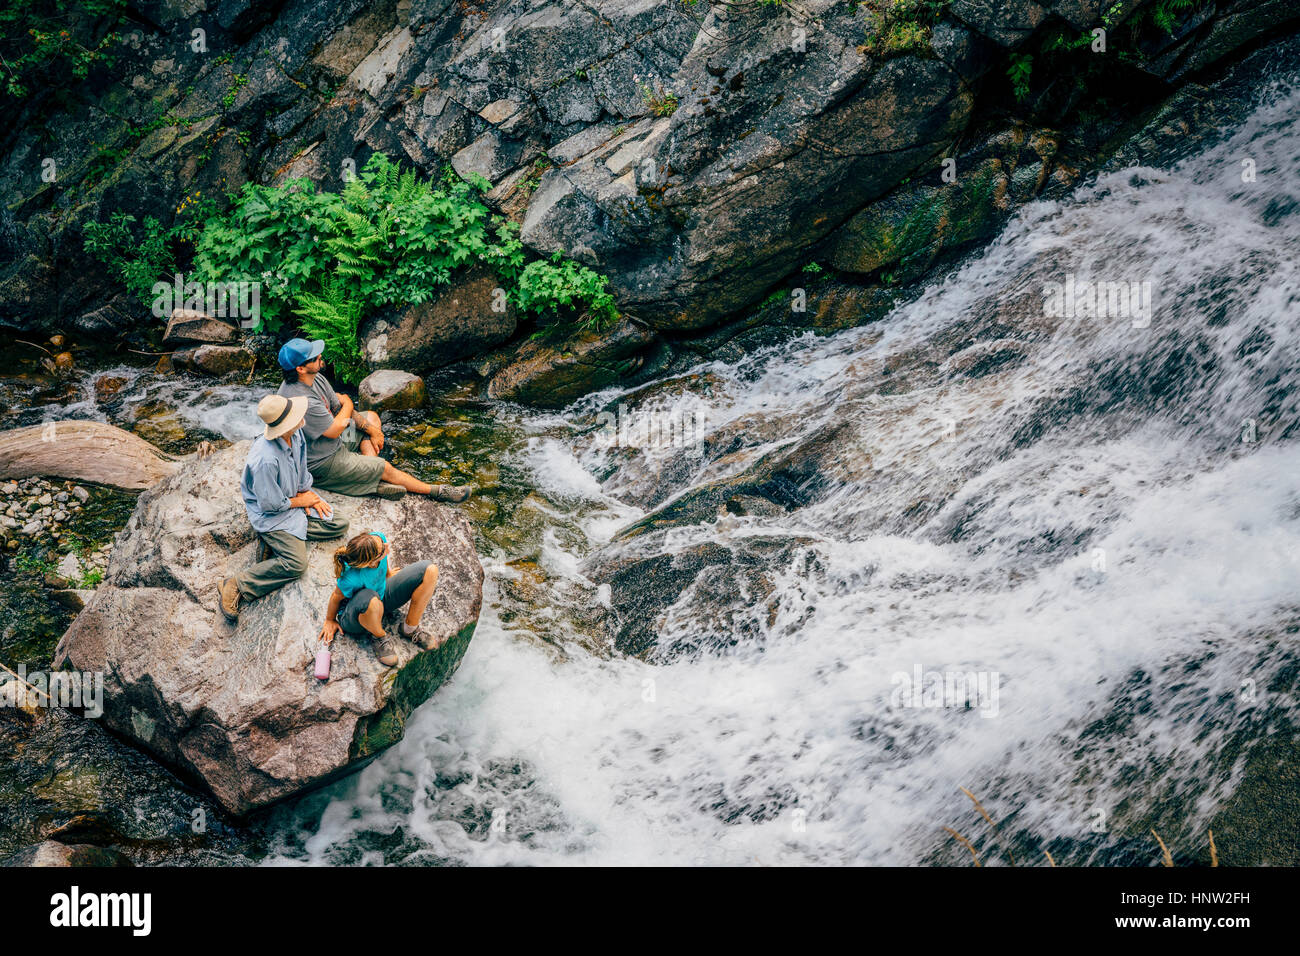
[2,0,1296,396]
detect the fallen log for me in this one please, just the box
[0,421,180,491]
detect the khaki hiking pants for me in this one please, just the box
[235,514,349,601]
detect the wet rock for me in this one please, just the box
[172,344,255,377]
[2,841,133,867]
[945,338,1030,377]
[71,300,132,336]
[361,266,517,373]
[54,441,485,816]
[584,533,818,659]
[487,318,657,407]
[51,589,93,611]
[358,370,427,412]
[163,308,241,345]
[128,401,189,450]
[828,157,1011,281]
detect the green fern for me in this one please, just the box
[293,278,367,385]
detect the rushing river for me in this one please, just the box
[5,42,1299,866]
[249,53,1299,866]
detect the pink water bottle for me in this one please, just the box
[314,648,331,681]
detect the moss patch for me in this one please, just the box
[350,620,478,759]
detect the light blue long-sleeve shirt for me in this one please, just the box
[241,431,313,539]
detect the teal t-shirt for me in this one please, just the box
[336,531,388,600]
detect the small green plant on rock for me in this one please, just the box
[78,567,104,589]
[1007,52,1033,102]
[636,75,679,117]
[221,73,248,109]
[861,0,949,56]
[1150,0,1200,34]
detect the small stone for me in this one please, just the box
[72,486,90,503]
[37,493,52,506]
[57,552,82,582]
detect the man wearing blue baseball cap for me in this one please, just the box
[276,338,470,501]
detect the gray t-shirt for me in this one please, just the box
[278,375,344,469]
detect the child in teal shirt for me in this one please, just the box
[319,530,441,666]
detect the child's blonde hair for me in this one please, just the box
[333,532,385,579]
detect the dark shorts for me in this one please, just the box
[336,561,433,635]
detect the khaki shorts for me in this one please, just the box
[312,423,386,496]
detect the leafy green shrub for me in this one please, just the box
[89,154,620,378]
[192,154,618,366]
[189,177,341,329]
[82,212,176,305]
[515,253,618,332]
[0,0,124,102]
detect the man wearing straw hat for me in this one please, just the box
[219,393,349,621]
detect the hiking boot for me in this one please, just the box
[373,635,399,667]
[429,484,471,503]
[376,482,407,500]
[219,577,241,621]
[401,620,445,650]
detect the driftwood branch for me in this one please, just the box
[0,421,180,490]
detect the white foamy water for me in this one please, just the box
[265,64,1300,865]
[11,364,261,443]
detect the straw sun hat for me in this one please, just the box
[257,394,308,440]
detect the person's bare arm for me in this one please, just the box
[319,587,345,644]
[352,410,384,451]
[319,393,355,440]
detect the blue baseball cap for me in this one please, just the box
[277,338,325,371]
